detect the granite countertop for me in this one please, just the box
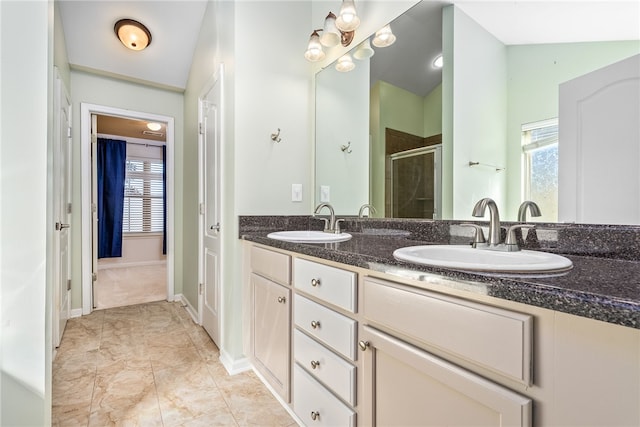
[240,216,640,329]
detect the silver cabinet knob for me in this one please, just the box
[310,360,320,369]
[359,340,370,351]
[311,320,320,329]
[277,296,286,303]
[310,411,320,421]
[311,278,320,287]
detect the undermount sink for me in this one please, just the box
[393,245,573,274]
[267,230,352,243]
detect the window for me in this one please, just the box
[522,119,558,222]
[123,148,164,233]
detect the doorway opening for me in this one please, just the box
[81,104,175,314]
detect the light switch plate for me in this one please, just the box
[291,184,303,202]
[320,185,330,202]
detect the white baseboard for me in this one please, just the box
[220,349,251,375]
[174,293,199,324]
[70,308,83,318]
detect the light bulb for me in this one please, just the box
[304,31,326,62]
[335,0,360,32]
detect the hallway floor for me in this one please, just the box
[52,301,297,426]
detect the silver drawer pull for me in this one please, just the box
[359,340,370,351]
[311,320,321,329]
[277,296,286,303]
[311,278,320,287]
[310,360,320,369]
[310,411,320,421]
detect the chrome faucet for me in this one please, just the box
[518,201,542,222]
[358,204,377,218]
[314,203,344,234]
[472,198,502,247]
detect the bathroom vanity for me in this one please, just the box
[241,217,640,427]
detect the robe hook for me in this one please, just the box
[270,128,282,143]
[341,141,352,154]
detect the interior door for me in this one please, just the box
[199,67,224,346]
[53,70,72,347]
[558,54,640,224]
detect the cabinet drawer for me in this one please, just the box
[251,245,290,285]
[363,277,533,385]
[294,258,356,313]
[294,329,356,405]
[293,364,356,427]
[294,295,357,361]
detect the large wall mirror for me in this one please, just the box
[314,0,640,223]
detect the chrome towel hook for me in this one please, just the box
[341,141,352,153]
[270,128,282,143]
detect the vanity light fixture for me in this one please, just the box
[146,122,162,131]
[372,24,396,48]
[304,1,360,62]
[433,54,444,69]
[335,53,355,72]
[335,0,360,32]
[304,30,326,62]
[114,19,152,51]
[353,38,374,60]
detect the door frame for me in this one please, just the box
[80,103,175,314]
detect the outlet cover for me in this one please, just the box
[320,185,330,202]
[291,184,303,202]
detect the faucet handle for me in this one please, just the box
[505,224,534,250]
[460,223,486,248]
[318,217,330,232]
[334,218,346,234]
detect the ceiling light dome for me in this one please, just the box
[114,19,152,51]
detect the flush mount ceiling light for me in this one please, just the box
[146,122,162,131]
[114,19,152,51]
[433,54,444,69]
[372,24,396,48]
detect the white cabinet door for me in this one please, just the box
[253,273,291,401]
[360,325,532,427]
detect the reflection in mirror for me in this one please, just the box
[314,0,640,223]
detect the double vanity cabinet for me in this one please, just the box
[243,241,640,427]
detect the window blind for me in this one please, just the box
[123,158,164,233]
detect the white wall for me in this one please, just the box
[316,60,370,215]
[0,1,52,424]
[69,71,184,309]
[446,5,508,220]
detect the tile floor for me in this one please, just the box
[52,301,297,427]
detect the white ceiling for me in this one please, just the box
[58,0,208,91]
[57,1,639,92]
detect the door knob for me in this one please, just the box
[55,222,70,231]
[210,222,220,232]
